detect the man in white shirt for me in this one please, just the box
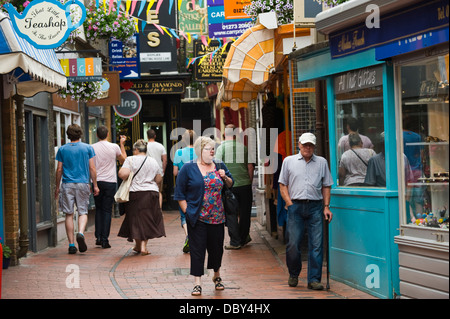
[92,126,127,248]
[146,128,167,207]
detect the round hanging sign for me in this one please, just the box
[114,89,142,119]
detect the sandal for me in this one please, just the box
[191,285,202,296]
[213,277,225,290]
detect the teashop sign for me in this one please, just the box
[4,0,86,49]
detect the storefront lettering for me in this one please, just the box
[338,30,365,53]
[336,66,381,94]
[132,81,185,94]
[437,4,449,21]
[146,9,160,48]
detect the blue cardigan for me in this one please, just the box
[174,160,234,227]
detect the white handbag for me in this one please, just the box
[114,170,134,203]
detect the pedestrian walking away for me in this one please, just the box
[216,124,255,250]
[117,139,166,255]
[146,128,167,208]
[55,124,100,254]
[278,132,333,290]
[92,126,127,249]
[173,129,198,253]
[174,136,234,296]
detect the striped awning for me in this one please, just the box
[0,12,66,97]
[218,23,274,109]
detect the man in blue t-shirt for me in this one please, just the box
[55,124,99,254]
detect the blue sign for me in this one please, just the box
[4,0,86,49]
[329,0,449,59]
[109,34,141,79]
[207,0,251,38]
[376,27,449,60]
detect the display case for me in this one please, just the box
[399,54,449,232]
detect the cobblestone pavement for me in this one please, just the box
[1,210,375,302]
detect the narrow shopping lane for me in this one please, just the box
[1,210,374,300]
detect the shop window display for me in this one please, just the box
[399,54,449,229]
[334,66,385,187]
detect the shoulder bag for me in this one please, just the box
[114,156,148,203]
[214,161,238,216]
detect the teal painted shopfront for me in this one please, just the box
[291,46,400,298]
[289,0,448,299]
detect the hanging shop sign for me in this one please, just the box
[207,0,251,38]
[131,80,185,95]
[194,39,229,82]
[114,89,142,118]
[109,34,141,79]
[178,0,208,35]
[87,72,121,106]
[4,0,86,49]
[59,58,103,82]
[223,0,251,20]
[136,0,178,74]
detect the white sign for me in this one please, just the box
[140,52,172,62]
[4,0,86,49]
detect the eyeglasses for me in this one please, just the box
[203,147,215,152]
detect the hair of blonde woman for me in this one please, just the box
[182,129,197,146]
[194,136,215,158]
[133,139,148,153]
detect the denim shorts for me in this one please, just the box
[59,183,91,215]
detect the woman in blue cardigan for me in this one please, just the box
[174,136,234,296]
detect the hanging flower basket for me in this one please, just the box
[58,81,102,103]
[84,3,136,43]
[243,0,294,26]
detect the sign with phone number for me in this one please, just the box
[207,0,251,38]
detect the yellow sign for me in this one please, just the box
[223,0,250,20]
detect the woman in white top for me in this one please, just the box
[339,132,376,186]
[117,139,166,255]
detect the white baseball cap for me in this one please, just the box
[299,132,316,145]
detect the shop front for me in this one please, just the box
[306,0,449,298]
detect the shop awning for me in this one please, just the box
[218,23,274,109]
[0,12,66,97]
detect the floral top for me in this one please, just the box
[199,169,225,224]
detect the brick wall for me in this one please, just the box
[1,97,19,266]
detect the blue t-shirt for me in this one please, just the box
[173,147,197,170]
[56,142,96,183]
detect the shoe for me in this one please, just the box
[68,246,77,254]
[102,241,111,249]
[224,244,241,250]
[241,235,252,246]
[213,277,225,290]
[288,276,298,287]
[95,239,102,245]
[76,233,87,253]
[308,282,324,290]
[191,285,202,296]
[182,236,190,253]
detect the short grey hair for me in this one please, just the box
[133,139,147,153]
[194,136,215,157]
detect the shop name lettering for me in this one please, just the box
[26,8,66,31]
[337,30,365,53]
[337,68,377,92]
[133,82,183,93]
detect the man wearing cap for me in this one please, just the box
[278,132,333,290]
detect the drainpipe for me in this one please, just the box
[14,95,29,258]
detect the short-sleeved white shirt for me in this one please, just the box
[92,141,121,183]
[146,141,166,175]
[122,155,160,192]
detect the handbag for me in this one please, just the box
[114,156,147,203]
[214,161,239,216]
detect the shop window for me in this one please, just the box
[399,54,449,228]
[334,66,385,187]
